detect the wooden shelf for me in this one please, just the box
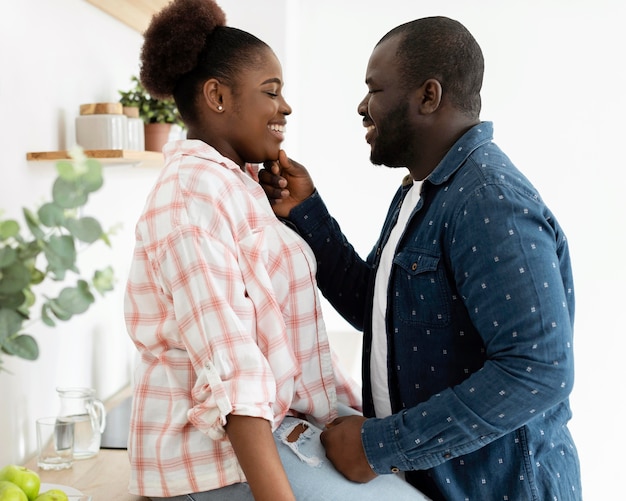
[26,150,163,168]
[85,0,171,33]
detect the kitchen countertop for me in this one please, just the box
[24,386,149,501]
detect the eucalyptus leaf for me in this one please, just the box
[64,216,103,244]
[1,333,39,360]
[93,266,115,294]
[45,297,73,321]
[43,235,77,280]
[53,281,95,315]
[18,240,42,261]
[0,291,25,310]
[0,308,24,338]
[22,288,35,308]
[40,303,56,327]
[0,261,31,294]
[55,160,79,181]
[82,160,104,193]
[52,177,88,209]
[38,202,66,228]
[0,220,20,240]
[29,267,45,285]
[100,232,112,247]
[23,208,45,240]
[0,247,17,268]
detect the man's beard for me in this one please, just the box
[370,101,413,167]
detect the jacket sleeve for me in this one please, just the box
[287,190,374,331]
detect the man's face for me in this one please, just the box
[358,36,414,168]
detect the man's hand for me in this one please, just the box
[320,415,378,483]
[259,150,315,218]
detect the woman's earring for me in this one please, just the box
[217,105,223,111]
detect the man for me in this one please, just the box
[260,16,582,501]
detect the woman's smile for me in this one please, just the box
[268,122,286,141]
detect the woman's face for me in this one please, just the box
[224,48,292,166]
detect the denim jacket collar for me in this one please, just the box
[428,121,494,186]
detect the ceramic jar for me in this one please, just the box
[75,102,128,150]
[123,106,145,151]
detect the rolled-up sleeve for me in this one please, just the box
[158,225,278,438]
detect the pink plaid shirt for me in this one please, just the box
[124,140,361,497]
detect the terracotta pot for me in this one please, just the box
[122,106,140,118]
[144,123,172,152]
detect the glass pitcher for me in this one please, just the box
[56,387,106,459]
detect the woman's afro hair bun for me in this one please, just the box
[140,0,227,99]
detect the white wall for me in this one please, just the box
[1,1,624,498]
[0,0,156,462]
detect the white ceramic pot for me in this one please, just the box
[75,102,128,150]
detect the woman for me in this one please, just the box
[124,1,427,500]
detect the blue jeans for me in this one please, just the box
[152,408,429,500]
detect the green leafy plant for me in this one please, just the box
[118,75,184,127]
[0,148,115,371]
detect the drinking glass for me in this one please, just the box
[36,416,74,470]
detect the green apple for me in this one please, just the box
[0,466,39,501]
[0,480,28,501]
[33,490,68,501]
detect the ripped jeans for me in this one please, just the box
[152,409,429,501]
[271,416,428,500]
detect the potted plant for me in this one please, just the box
[0,148,115,371]
[118,76,184,152]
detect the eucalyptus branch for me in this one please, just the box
[0,148,115,370]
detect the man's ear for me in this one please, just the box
[202,78,225,113]
[415,78,442,114]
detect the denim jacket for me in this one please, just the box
[288,123,582,500]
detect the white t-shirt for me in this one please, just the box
[371,179,422,418]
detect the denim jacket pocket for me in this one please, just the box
[392,249,451,328]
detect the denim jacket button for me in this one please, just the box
[411,262,418,271]
[391,466,400,473]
